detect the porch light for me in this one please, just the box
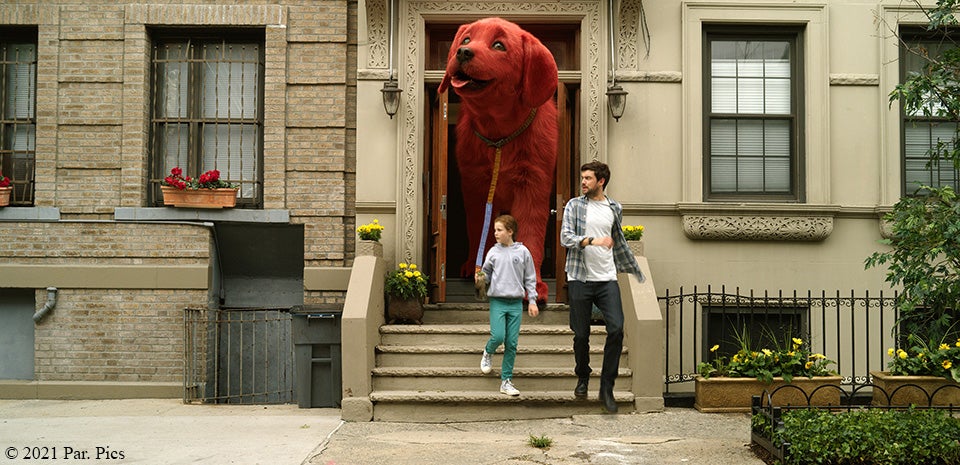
[606,83,627,122]
[381,78,402,118]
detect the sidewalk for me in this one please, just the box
[0,399,765,465]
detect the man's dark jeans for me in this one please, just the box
[567,280,624,389]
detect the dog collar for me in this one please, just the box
[473,108,538,148]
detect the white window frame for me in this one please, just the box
[682,2,829,204]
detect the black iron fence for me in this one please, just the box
[183,307,294,404]
[661,286,901,393]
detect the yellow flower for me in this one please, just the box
[710,345,719,352]
[898,349,908,359]
[398,263,407,269]
[805,361,814,369]
[811,353,826,360]
[410,264,417,270]
[762,349,772,356]
[888,348,895,357]
[413,271,421,277]
[940,343,950,351]
[944,360,953,370]
[792,337,803,346]
[918,352,925,359]
[956,338,960,347]
[404,271,413,278]
[621,224,645,240]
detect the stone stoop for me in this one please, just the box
[369,302,636,422]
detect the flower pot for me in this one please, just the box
[694,375,843,413]
[357,240,383,258]
[0,186,11,207]
[161,186,238,208]
[627,239,643,257]
[386,295,424,325]
[870,370,960,407]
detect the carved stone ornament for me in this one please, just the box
[682,214,834,241]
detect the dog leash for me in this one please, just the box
[473,108,538,273]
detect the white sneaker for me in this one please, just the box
[480,350,493,374]
[500,379,520,396]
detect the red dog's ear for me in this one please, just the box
[439,24,470,94]
[520,32,559,108]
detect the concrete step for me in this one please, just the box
[422,303,573,325]
[368,390,636,422]
[375,344,628,368]
[371,367,633,391]
[379,324,608,346]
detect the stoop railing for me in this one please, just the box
[183,307,294,404]
[661,286,900,394]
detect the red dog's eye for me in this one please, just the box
[461,37,470,45]
[492,41,506,51]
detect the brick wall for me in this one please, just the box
[0,1,356,384]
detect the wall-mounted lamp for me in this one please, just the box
[381,78,402,118]
[606,83,627,122]
[382,0,401,118]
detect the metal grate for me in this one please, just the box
[0,34,37,206]
[661,286,900,392]
[184,307,293,404]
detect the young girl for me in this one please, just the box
[476,215,540,396]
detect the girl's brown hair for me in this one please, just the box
[494,214,518,237]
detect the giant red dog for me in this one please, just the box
[438,17,558,303]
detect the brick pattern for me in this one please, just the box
[34,288,205,382]
[0,0,356,385]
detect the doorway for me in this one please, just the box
[424,22,582,303]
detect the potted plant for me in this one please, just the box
[871,335,960,406]
[160,166,239,208]
[0,174,11,207]
[356,219,385,257]
[695,334,840,412]
[384,262,429,325]
[621,224,644,256]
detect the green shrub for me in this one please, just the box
[773,408,960,465]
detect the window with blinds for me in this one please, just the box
[703,27,803,201]
[900,30,960,195]
[149,31,264,207]
[0,29,37,206]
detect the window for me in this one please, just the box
[900,30,960,195]
[0,29,37,206]
[703,305,808,362]
[703,27,803,201]
[149,31,264,207]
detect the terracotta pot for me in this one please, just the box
[694,375,843,413]
[870,370,960,406]
[0,186,11,207]
[357,240,383,258]
[386,295,425,325]
[161,186,238,208]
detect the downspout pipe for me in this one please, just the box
[33,287,58,323]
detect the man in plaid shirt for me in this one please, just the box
[560,160,645,413]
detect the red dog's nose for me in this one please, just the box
[456,47,474,63]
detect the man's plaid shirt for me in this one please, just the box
[560,194,645,283]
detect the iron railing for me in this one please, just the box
[661,286,900,392]
[184,307,293,404]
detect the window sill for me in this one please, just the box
[114,207,290,223]
[677,203,839,241]
[0,207,60,222]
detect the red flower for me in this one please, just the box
[0,175,9,188]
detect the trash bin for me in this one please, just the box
[291,305,342,408]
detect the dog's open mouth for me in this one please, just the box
[451,70,491,91]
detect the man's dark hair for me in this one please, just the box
[580,161,611,190]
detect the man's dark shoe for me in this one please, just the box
[574,378,588,398]
[599,387,618,413]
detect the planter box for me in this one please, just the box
[357,240,383,258]
[161,186,238,208]
[0,186,10,207]
[870,370,960,407]
[695,375,843,413]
